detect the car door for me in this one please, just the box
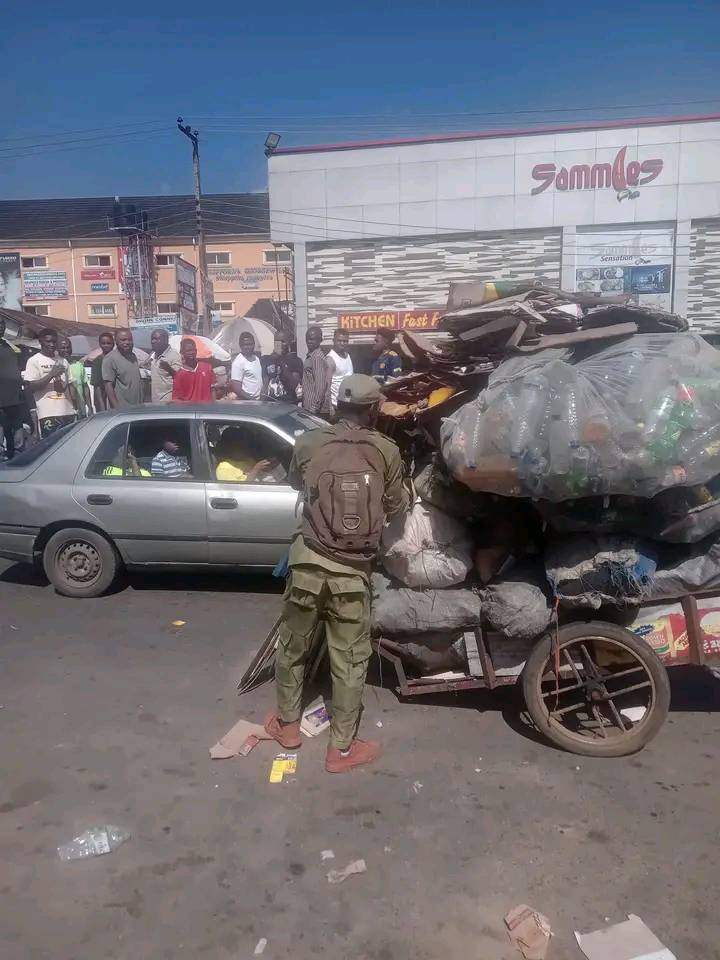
[201,415,299,567]
[73,415,209,565]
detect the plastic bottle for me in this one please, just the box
[57,825,130,861]
[549,413,571,475]
[510,376,547,458]
[625,358,668,420]
[643,386,677,442]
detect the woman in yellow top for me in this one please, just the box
[214,428,275,483]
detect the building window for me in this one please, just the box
[206,252,231,265]
[21,255,48,269]
[84,254,112,268]
[89,303,117,317]
[212,302,234,315]
[263,249,292,266]
[157,302,179,314]
[24,304,50,316]
[155,254,179,266]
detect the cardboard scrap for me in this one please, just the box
[505,904,552,960]
[269,752,297,784]
[209,718,272,759]
[327,858,367,884]
[575,914,676,960]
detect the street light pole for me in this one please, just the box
[177,117,214,335]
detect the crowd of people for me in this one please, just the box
[0,318,406,460]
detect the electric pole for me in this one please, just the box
[177,117,214,335]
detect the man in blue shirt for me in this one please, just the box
[371,329,403,383]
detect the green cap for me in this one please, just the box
[337,373,382,406]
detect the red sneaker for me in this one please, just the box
[264,713,302,750]
[325,739,382,773]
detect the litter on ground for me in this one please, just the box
[327,858,367,885]
[504,903,553,960]
[575,914,676,960]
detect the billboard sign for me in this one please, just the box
[81,268,116,280]
[91,282,110,292]
[175,257,197,313]
[574,227,675,311]
[131,314,179,333]
[22,269,68,300]
[338,308,442,333]
[208,264,276,288]
[0,253,22,310]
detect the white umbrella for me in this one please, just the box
[169,334,231,362]
[212,315,276,356]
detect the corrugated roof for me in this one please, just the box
[0,193,269,243]
[0,306,112,337]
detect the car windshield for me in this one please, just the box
[0,421,80,468]
[274,409,326,438]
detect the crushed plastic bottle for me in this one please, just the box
[57,825,130,861]
[510,376,547,458]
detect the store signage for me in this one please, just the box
[208,265,277,288]
[131,314,179,332]
[338,308,442,333]
[531,146,663,196]
[22,269,68,300]
[81,268,116,280]
[90,282,110,292]
[175,257,197,313]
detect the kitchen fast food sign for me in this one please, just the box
[531,146,663,198]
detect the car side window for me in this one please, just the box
[86,422,130,478]
[126,420,195,480]
[204,420,291,485]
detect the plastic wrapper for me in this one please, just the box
[545,535,658,609]
[441,334,720,501]
[481,565,553,641]
[371,572,482,635]
[380,500,473,588]
[649,537,720,600]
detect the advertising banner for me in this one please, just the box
[22,269,68,300]
[208,265,277,288]
[0,253,22,310]
[338,308,443,334]
[81,268,116,281]
[574,227,675,311]
[175,257,197,313]
[131,314,179,333]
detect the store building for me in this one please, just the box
[268,113,720,347]
[0,193,291,331]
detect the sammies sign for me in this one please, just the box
[338,308,442,333]
[531,146,663,198]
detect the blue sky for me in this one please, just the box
[2,0,720,200]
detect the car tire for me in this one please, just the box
[522,621,671,758]
[42,527,121,599]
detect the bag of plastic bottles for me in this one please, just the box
[442,334,720,501]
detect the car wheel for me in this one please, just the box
[42,527,121,599]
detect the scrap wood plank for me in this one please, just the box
[514,321,638,352]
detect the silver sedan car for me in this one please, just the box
[0,402,323,598]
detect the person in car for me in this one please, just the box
[214,427,275,483]
[103,444,150,477]
[151,435,191,478]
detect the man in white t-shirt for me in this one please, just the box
[326,328,354,411]
[22,328,77,437]
[230,332,263,400]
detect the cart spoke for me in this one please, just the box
[562,649,584,683]
[579,643,601,679]
[541,680,585,699]
[597,680,651,700]
[591,703,609,737]
[605,697,628,732]
[549,700,587,718]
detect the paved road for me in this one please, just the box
[1,559,719,960]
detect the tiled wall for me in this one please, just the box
[687,219,720,331]
[305,229,562,333]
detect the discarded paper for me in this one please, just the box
[269,752,297,784]
[300,697,330,737]
[253,938,268,956]
[575,914,676,960]
[320,850,335,861]
[210,718,272,759]
[327,858,367,884]
[505,904,552,960]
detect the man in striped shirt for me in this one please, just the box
[301,325,331,418]
[151,436,192,478]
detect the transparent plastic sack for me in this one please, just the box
[57,825,130,861]
[441,334,720,501]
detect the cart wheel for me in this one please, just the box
[522,621,670,757]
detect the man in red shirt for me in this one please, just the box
[172,338,218,403]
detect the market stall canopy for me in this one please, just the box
[0,306,111,339]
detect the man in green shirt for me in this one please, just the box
[266,374,409,773]
[58,337,91,417]
[102,329,143,408]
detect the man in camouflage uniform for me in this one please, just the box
[266,374,408,772]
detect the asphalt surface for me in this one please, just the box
[1,558,719,960]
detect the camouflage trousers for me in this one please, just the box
[275,564,371,750]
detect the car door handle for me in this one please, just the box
[210,497,238,510]
[87,494,113,505]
